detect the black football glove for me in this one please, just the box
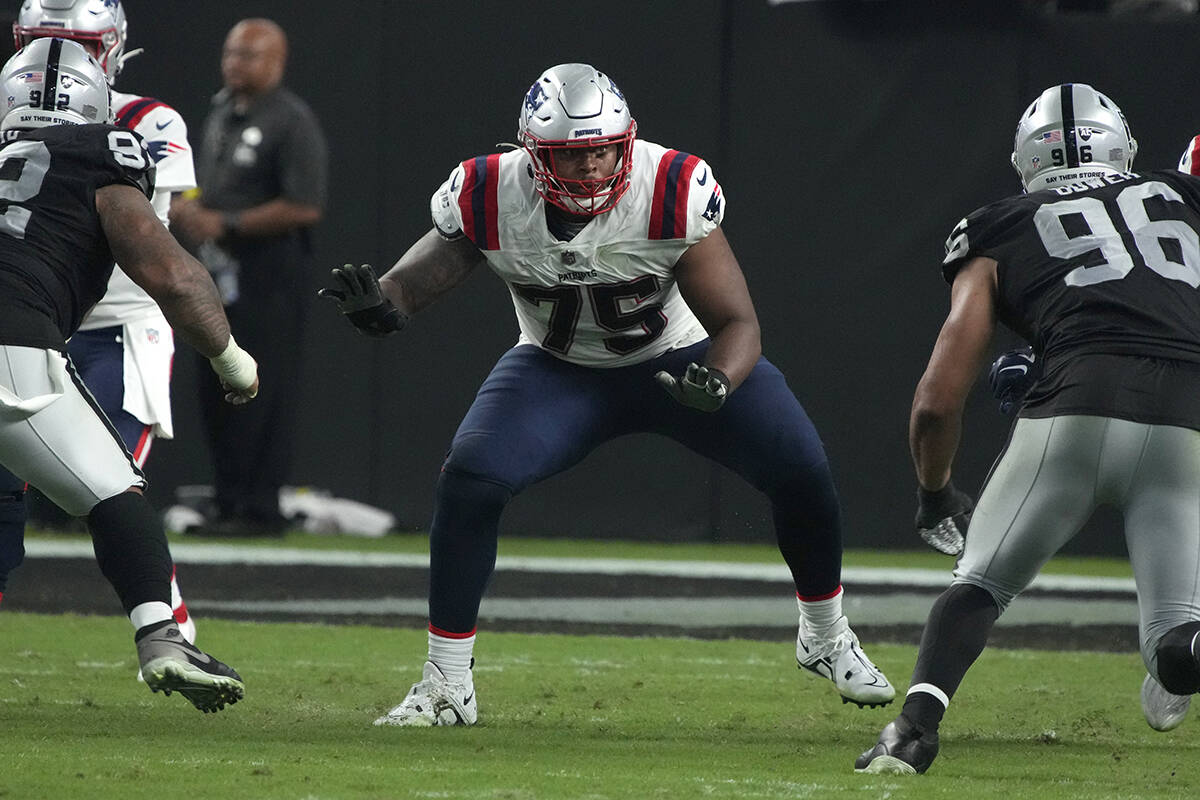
[987,346,1038,415]
[915,482,973,556]
[318,263,408,338]
[654,362,730,412]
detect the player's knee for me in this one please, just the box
[442,434,524,493]
[86,490,162,544]
[437,469,512,514]
[948,577,1010,614]
[769,460,839,524]
[1155,621,1200,695]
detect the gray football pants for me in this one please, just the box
[954,415,1200,680]
[0,344,143,516]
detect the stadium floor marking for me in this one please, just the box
[189,594,1138,627]
[23,539,1135,594]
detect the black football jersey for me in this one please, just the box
[943,169,1200,427]
[0,124,154,350]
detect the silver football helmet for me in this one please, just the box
[1011,83,1137,193]
[13,0,128,84]
[0,37,111,133]
[518,63,637,216]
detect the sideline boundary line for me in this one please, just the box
[23,539,1136,594]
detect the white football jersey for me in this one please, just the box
[78,91,197,331]
[430,139,725,368]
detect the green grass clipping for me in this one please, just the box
[0,611,1193,799]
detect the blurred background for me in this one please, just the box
[8,0,1199,555]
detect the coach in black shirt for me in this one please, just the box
[172,17,328,536]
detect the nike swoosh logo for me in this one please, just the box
[463,691,474,705]
[178,638,214,666]
[999,365,1029,376]
[696,168,707,186]
[155,120,171,131]
[451,173,460,192]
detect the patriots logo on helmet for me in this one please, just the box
[524,82,549,115]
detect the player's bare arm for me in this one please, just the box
[673,226,761,391]
[378,228,487,315]
[909,255,998,490]
[96,183,231,359]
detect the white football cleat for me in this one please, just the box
[798,616,895,708]
[1142,672,1191,732]
[374,661,477,727]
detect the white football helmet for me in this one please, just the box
[518,63,637,216]
[0,37,111,133]
[1179,135,1200,176]
[1011,83,1137,193]
[13,0,128,84]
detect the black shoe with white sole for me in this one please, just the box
[855,715,939,775]
[135,620,244,713]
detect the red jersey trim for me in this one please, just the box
[458,154,501,250]
[648,149,701,240]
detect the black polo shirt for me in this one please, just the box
[196,85,327,216]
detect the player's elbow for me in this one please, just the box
[910,380,962,432]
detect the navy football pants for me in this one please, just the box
[428,341,843,633]
[68,327,152,456]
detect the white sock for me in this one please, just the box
[428,630,475,683]
[798,587,843,633]
[129,601,173,631]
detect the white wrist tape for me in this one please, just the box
[208,335,257,390]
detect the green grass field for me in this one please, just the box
[1,611,1193,799]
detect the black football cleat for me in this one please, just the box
[854,715,939,775]
[136,621,245,713]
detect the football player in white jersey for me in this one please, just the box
[7,0,197,641]
[322,63,894,727]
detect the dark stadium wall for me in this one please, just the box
[77,2,1200,554]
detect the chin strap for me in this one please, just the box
[116,47,144,71]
